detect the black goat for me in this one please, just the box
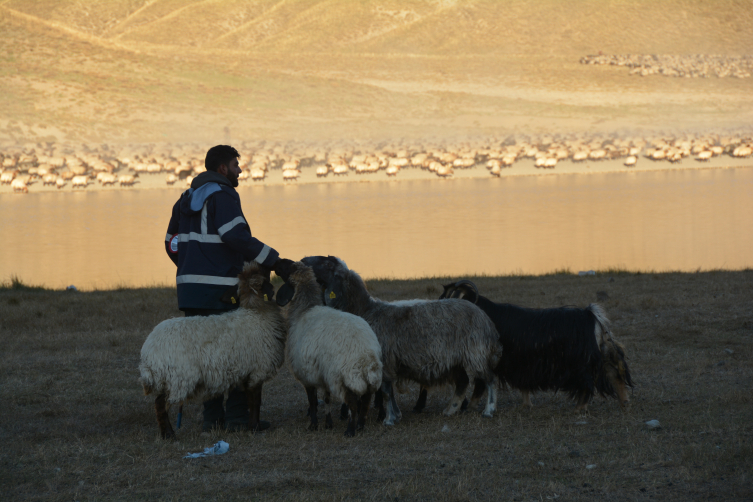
[436,280,633,413]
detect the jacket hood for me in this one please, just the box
[191,170,233,189]
[180,171,233,215]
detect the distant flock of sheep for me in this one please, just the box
[1,131,752,193]
[140,257,633,439]
[580,54,753,79]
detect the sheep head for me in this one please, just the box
[237,261,275,308]
[300,255,349,309]
[274,260,323,312]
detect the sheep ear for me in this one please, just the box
[261,281,275,302]
[324,285,343,308]
[276,283,295,306]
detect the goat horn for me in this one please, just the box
[453,280,479,304]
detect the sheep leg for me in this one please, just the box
[339,402,349,421]
[357,392,371,431]
[247,385,263,431]
[443,367,469,416]
[381,381,399,426]
[374,389,385,421]
[413,386,428,413]
[305,386,319,430]
[324,391,333,429]
[155,393,175,439]
[467,378,487,411]
[343,389,359,437]
[482,376,498,418]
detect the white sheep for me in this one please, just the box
[11,178,28,193]
[71,175,89,189]
[139,262,286,438]
[275,260,382,437]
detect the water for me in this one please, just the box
[1,168,752,290]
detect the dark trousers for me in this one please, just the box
[183,307,248,429]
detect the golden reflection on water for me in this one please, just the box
[1,168,751,290]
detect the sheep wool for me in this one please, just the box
[286,305,382,403]
[140,306,286,404]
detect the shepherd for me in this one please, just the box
[164,144,290,432]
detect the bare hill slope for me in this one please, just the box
[0,1,751,143]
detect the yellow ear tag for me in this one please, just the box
[263,294,268,301]
[231,297,236,304]
[329,291,336,299]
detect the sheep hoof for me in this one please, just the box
[344,428,355,437]
[481,412,493,419]
[308,422,318,431]
[382,418,395,426]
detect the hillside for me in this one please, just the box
[0,0,751,144]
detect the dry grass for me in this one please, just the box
[1,270,751,500]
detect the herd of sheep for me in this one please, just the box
[1,131,752,193]
[580,54,753,79]
[140,257,633,439]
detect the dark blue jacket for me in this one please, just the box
[165,171,279,310]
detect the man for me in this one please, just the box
[165,144,281,432]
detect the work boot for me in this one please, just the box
[202,395,225,432]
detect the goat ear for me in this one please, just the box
[324,284,344,308]
[276,283,295,306]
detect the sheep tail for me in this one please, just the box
[366,358,382,390]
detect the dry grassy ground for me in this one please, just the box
[0,270,751,501]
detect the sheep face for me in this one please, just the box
[273,259,320,309]
[300,255,348,308]
[237,262,275,307]
[599,340,633,408]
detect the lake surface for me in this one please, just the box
[1,168,752,290]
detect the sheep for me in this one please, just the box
[71,175,89,189]
[300,256,501,425]
[282,168,300,181]
[11,178,28,193]
[1,171,16,184]
[119,174,138,186]
[139,262,286,438]
[439,280,633,413]
[274,259,382,436]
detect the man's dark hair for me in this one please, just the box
[205,145,240,172]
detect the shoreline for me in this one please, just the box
[2,156,752,195]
